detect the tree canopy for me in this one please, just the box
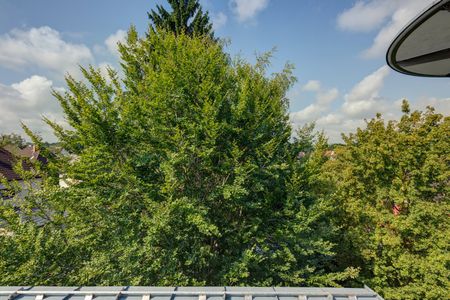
[0,133,27,148]
[324,101,449,299]
[0,25,355,286]
[0,1,448,298]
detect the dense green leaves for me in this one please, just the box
[148,0,214,38]
[325,102,449,299]
[0,27,353,286]
[0,1,448,297]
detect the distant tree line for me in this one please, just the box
[0,1,448,299]
[0,133,28,148]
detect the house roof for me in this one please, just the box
[0,286,384,300]
[0,148,21,181]
[0,146,46,182]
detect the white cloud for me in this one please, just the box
[105,29,127,57]
[338,0,434,58]
[337,0,399,32]
[316,113,342,126]
[291,104,322,123]
[230,0,269,22]
[294,67,448,143]
[291,67,391,142]
[414,97,450,115]
[318,88,339,105]
[212,12,228,30]
[11,76,53,103]
[290,81,339,124]
[342,65,390,117]
[0,26,93,75]
[320,118,366,143]
[302,80,321,92]
[291,66,448,142]
[0,76,65,142]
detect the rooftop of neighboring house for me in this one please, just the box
[0,145,46,182]
[0,148,21,181]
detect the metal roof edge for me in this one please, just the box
[363,285,384,300]
[0,286,383,299]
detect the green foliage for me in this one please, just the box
[0,27,354,286]
[148,0,214,38]
[0,133,27,148]
[2,0,447,294]
[325,104,449,299]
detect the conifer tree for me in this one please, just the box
[148,0,213,38]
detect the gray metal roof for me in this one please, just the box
[0,286,383,300]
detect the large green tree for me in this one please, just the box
[325,102,450,299]
[0,14,354,285]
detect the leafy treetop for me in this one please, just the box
[148,0,214,38]
[325,102,449,299]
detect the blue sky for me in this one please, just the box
[0,0,448,142]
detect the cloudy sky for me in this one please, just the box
[0,0,449,142]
